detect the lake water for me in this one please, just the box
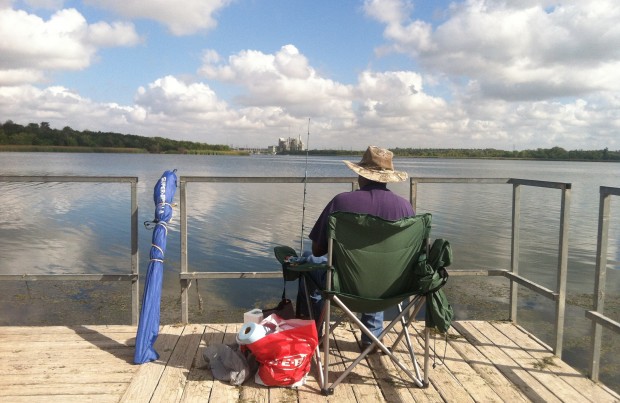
[1,152,619,389]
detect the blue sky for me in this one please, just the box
[1,0,619,150]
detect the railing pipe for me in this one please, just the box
[178,176,358,322]
[0,175,140,325]
[131,179,139,325]
[554,185,571,357]
[587,186,620,380]
[510,183,521,322]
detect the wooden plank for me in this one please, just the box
[293,320,359,401]
[383,326,443,403]
[0,355,134,372]
[454,321,562,402]
[322,321,359,402]
[239,382,270,403]
[403,326,475,403]
[365,345,418,403]
[492,321,620,403]
[361,320,431,403]
[331,321,384,401]
[297,358,328,403]
[0,339,136,352]
[0,330,134,340]
[1,321,617,402]
[0,394,120,403]
[0,371,133,386]
[238,350,269,403]
[120,324,185,402]
[180,323,227,403]
[0,325,137,335]
[446,325,530,403]
[0,382,128,396]
[150,324,206,403]
[0,345,134,358]
[407,322,501,403]
[0,325,137,402]
[0,329,135,340]
[471,321,581,402]
[206,324,241,402]
[268,385,299,402]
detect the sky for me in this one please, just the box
[1,0,619,151]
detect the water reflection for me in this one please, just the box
[0,182,131,274]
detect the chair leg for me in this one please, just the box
[394,297,426,380]
[321,296,332,395]
[393,295,425,348]
[302,277,313,320]
[328,296,426,389]
[423,325,431,387]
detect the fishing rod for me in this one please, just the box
[300,118,310,255]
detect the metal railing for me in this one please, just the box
[178,176,571,358]
[178,176,358,323]
[0,175,140,325]
[586,186,620,381]
[410,177,572,357]
[1,175,615,382]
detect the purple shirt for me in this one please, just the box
[309,183,415,254]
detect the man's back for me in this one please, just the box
[309,182,414,256]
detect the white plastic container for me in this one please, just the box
[243,308,264,324]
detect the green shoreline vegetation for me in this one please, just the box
[2,120,619,161]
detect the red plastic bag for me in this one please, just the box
[246,314,318,387]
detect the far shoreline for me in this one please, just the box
[1,145,619,163]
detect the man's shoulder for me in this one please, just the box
[330,189,361,206]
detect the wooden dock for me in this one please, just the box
[0,320,618,402]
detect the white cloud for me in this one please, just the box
[200,45,354,119]
[135,75,230,117]
[88,20,142,47]
[3,40,620,150]
[1,1,619,151]
[0,7,140,85]
[87,0,232,36]
[0,69,46,85]
[367,0,620,101]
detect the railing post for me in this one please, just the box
[180,178,190,323]
[510,183,521,322]
[589,187,611,381]
[554,185,571,357]
[410,179,418,212]
[131,179,139,326]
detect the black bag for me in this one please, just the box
[263,245,298,319]
[262,297,295,320]
[273,245,301,281]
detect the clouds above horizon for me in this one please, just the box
[0,7,140,85]
[1,0,619,150]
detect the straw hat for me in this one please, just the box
[343,146,408,183]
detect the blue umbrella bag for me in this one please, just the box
[134,170,178,364]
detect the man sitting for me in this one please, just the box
[301,145,414,348]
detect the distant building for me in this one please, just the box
[277,136,304,153]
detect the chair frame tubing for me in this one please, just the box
[315,237,430,395]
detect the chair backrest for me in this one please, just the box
[327,212,432,309]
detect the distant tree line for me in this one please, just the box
[285,145,620,161]
[390,146,620,161]
[2,120,618,161]
[0,120,236,154]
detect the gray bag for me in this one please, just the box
[203,343,254,385]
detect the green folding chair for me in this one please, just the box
[301,211,450,395]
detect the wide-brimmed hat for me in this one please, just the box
[343,146,408,183]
